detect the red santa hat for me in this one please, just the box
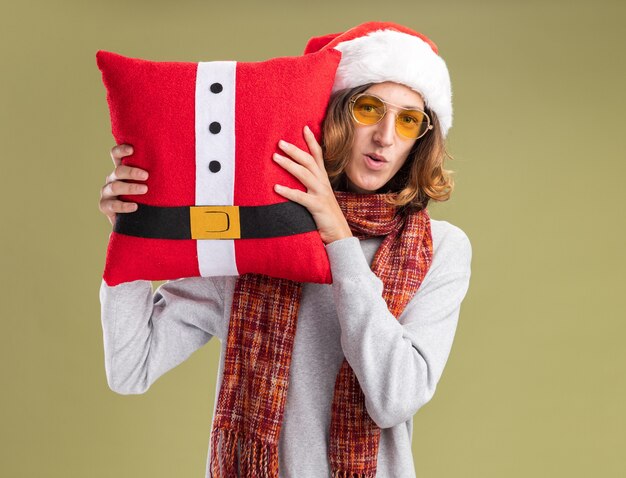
[304,21,453,137]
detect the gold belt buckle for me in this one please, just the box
[190,206,241,239]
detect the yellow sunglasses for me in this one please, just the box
[348,93,433,140]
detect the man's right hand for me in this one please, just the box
[99,144,149,226]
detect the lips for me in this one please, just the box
[363,153,388,171]
[367,153,387,162]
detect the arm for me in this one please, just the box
[327,225,472,429]
[99,276,226,395]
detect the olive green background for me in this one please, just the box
[1,0,624,476]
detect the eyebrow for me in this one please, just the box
[370,94,423,110]
[389,99,424,110]
[398,100,424,110]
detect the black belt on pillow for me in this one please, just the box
[113,202,318,240]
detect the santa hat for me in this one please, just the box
[304,21,453,137]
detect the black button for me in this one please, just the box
[210,83,223,93]
[209,161,221,173]
[209,122,221,134]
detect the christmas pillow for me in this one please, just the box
[96,49,340,286]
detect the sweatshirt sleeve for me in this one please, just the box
[98,276,226,395]
[326,224,472,429]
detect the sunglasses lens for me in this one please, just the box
[351,95,385,125]
[351,94,431,139]
[396,110,429,139]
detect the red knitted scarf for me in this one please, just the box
[209,191,433,477]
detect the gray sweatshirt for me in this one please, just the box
[99,219,472,478]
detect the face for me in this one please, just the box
[344,82,424,194]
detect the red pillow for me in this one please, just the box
[96,49,340,286]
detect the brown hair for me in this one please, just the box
[322,83,455,212]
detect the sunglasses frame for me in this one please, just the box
[348,92,433,140]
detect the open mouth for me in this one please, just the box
[364,154,387,170]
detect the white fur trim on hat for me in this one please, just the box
[332,29,453,137]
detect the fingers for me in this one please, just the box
[302,125,324,167]
[276,138,328,185]
[110,143,133,167]
[99,198,139,215]
[106,163,149,184]
[272,152,319,191]
[99,181,145,223]
[107,144,148,184]
[273,184,309,208]
[101,144,147,225]
[277,139,316,167]
[101,180,148,200]
[277,131,327,180]
[99,198,138,227]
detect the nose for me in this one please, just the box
[372,111,396,147]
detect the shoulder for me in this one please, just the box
[427,218,472,276]
[430,218,471,251]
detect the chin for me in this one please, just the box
[347,176,387,194]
